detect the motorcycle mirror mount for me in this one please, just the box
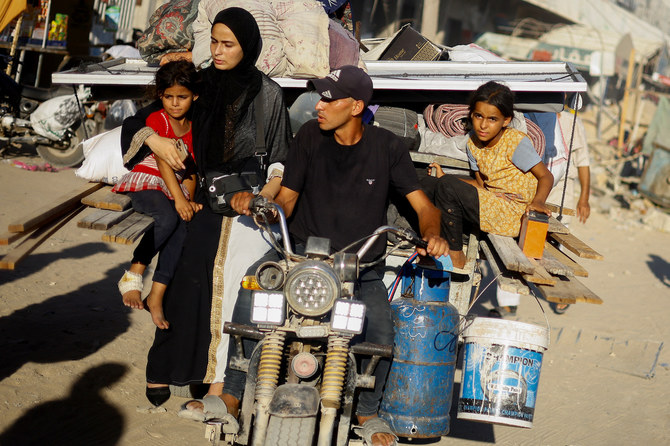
[305,236,330,259]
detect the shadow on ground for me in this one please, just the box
[0,362,127,446]
[0,263,131,381]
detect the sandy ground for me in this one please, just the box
[1,104,669,445]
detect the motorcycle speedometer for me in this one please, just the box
[284,261,339,316]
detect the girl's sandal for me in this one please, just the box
[118,270,143,295]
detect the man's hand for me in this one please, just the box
[230,191,256,216]
[146,135,185,170]
[576,197,590,223]
[417,234,449,258]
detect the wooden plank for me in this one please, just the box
[547,216,570,234]
[546,202,575,216]
[479,238,530,295]
[409,151,470,170]
[78,208,133,230]
[102,212,154,245]
[522,258,556,285]
[486,233,536,274]
[0,206,85,270]
[544,242,589,277]
[449,232,480,318]
[537,275,603,305]
[538,248,574,277]
[0,231,24,245]
[543,242,588,277]
[81,187,132,211]
[550,232,604,260]
[7,182,103,233]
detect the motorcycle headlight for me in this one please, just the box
[284,261,339,317]
[251,291,285,325]
[331,299,366,334]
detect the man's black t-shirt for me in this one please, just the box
[282,120,420,262]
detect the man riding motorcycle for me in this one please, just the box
[193,65,449,446]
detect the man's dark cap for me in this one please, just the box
[307,65,373,107]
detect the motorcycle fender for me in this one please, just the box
[267,383,319,418]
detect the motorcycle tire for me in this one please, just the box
[35,119,96,167]
[264,415,316,446]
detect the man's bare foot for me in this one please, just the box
[357,414,396,446]
[144,282,169,329]
[449,249,466,269]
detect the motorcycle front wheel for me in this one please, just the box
[36,119,94,167]
[264,416,316,446]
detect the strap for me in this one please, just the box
[253,93,267,175]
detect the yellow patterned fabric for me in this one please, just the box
[468,128,538,237]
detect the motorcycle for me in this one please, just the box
[214,196,430,446]
[0,55,104,167]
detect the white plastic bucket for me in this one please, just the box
[457,317,550,428]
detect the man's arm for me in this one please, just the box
[273,186,300,218]
[406,190,448,258]
[576,165,591,223]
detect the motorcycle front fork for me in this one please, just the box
[251,332,351,446]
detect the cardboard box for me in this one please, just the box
[380,24,444,61]
[518,211,549,259]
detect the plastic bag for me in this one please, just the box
[30,85,91,141]
[75,126,129,184]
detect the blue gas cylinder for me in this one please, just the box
[379,262,459,438]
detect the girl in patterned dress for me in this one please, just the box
[113,60,201,330]
[426,81,554,269]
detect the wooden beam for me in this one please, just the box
[537,275,603,305]
[7,182,103,233]
[0,206,85,270]
[545,202,575,216]
[486,233,535,274]
[543,242,588,277]
[538,248,575,277]
[81,186,132,211]
[549,232,604,260]
[102,212,154,245]
[479,238,530,295]
[617,49,636,153]
[409,151,470,170]
[522,258,557,286]
[0,231,24,246]
[547,216,570,234]
[78,208,133,230]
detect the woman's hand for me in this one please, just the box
[145,134,185,170]
[159,51,193,65]
[428,162,445,178]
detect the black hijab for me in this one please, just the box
[193,7,263,172]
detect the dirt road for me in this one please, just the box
[0,153,668,445]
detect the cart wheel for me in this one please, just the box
[36,119,95,167]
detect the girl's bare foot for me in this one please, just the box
[145,283,169,330]
[118,269,144,309]
[449,249,466,269]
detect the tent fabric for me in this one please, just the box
[522,0,669,57]
[642,96,670,156]
[0,0,26,34]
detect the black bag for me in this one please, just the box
[204,160,264,216]
[203,95,267,216]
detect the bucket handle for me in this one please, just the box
[464,267,551,341]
